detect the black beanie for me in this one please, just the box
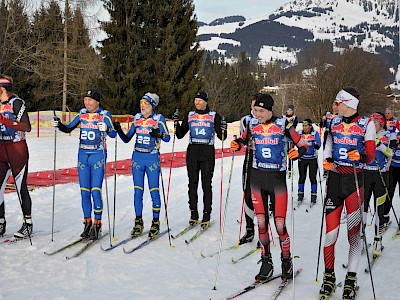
[254,93,274,111]
[195,91,208,102]
[85,88,102,102]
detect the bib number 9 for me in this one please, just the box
[339,148,348,160]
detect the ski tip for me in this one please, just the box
[200,253,205,258]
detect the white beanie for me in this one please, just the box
[335,90,359,110]
[142,92,160,108]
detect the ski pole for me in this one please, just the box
[352,162,377,299]
[159,158,174,248]
[238,140,251,242]
[219,116,226,233]
[112,134,117,241]
[376,162,400,228]
[102,133,112,247]
[290,158,296,297]
[164,111,178,224]
[315,169,328,283]
[51,110,58,241]
[0,131,32,245]
[213,148,235,290]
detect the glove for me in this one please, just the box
[220,119,227,132]
[52,117,61,128]
[375,137,382,147]
[113,122,121,131]
[172,109,180,121]
[150,127,164,139]
[288,148,299,160]
[230,139,242,151]
[98,121,108,132]
[323,158,334,170]
[347,149,361,161]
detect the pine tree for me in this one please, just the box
[99,0,203,115]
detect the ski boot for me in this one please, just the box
[319,270,336,299]
[281,255,293,280]
[189,210,199,226]
[14,216,33,238]
[200,212,210,229]
[80,217,92,239]
[311,192,317,204]
[89,219,102,240]
[239,228,255,245]
[342,273,357,300]
[0,218,6,236]
[131,216,144,237]
[255,253,273,282]
[148,218,160,239]
[297,191,304,203]
[372,236,382,258]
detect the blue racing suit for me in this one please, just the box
[116,113,170,219]
[57,108,116,220]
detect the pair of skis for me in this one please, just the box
[44,233,108,259]
[170,220,215,244]
[226,268,302,299]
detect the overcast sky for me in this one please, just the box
[193,0,289,23]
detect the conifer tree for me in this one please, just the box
[99,0,203,115]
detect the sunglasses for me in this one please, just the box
[302,121,311,125]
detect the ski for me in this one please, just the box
[201,243,241,258]
[100,230,149,251]
[364,246,384,273]
[293,201,303,211]
[66,233,109,260]
[392,227,400,240]
[123,229,168,254]
[171,223,200,239]
[44,238,84,255]
[225,274,282,300]
[231,246,260,264]
[185,220,215,244]
[306,202,316,212]
[270,268,302,300]
[3,230,61,245]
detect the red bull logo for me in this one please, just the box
[331,123,364,136]
[252,124,282,136]
[0,104,12,114]
[81,113,103,123]
[347,124,364,136]
[189,114,214,122]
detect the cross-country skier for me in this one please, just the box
[296,119,321,204]
[0,75,33,238]
[174,91,226,229]
[385,106,400,134]
[230,93,308,282]
[238,93,259,244]
[320,87,375,299]
[283,104,298,178]
[388,131,400,227]
[52,88,116,240]
[363,112,394,257]
[113,93,170,239]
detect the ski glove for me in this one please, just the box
[323,158,334,170]
[52,117,61,128]
[172,109,180,121]
[220,119,227,132]
[98,122,108,132]
[150,128,165,139]
[347,149,361,161]
[230,138,243,151]
[288,148,299,160]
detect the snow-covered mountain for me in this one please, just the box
[197,0,399,68]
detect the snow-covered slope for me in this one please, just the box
[1,128,399,299]
[198,0,398,65]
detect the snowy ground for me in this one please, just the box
[0,128,399,300]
